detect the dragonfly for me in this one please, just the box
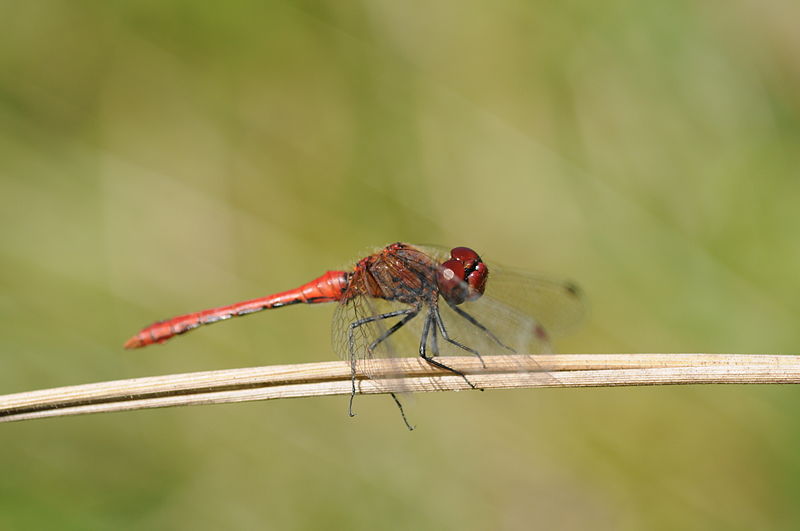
[125,242,585,429]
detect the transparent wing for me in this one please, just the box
[331,293,420,378]
[434,289,556,357]
[414,244,587,342]
[482,267,586,339]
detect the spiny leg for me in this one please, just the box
[367,308,419,355]
[448,302,516,353]
[418,310,478,389]
[365,308,421,430]
[432,306,487,368]
[430,318,439,356]
[348,308,416,417]
[389,392,414,431]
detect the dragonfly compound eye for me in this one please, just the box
[450,246,481,265]
[437,260,468,304]
[464,261,488,301]
[450,247,488,300]
[437,255,488,305]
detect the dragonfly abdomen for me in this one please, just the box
[124,270,350,348]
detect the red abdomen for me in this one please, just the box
[124,270,349,349]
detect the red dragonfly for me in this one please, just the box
[125,242,584,429]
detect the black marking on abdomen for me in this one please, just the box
[235,307,264,315]
[204,314,230,323]
[175,323,199,336]
[270,299,304,308]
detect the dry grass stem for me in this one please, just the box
[1,354,798,423]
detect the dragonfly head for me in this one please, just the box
[436,246,488,305]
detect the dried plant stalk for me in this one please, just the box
[1,354,798,423]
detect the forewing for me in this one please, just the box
[413,244,586,341]
[482,266,586,339]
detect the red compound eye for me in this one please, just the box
[437,260,467,304]
[464,261,488,299]
[450,247,480,266]
[436,247,489,305]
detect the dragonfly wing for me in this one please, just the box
[482,266,586,338]
[331,287,422,383]
[412,244,586,340]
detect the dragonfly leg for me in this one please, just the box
[347,308,418,418]
[430,319,439,357]
[389,392,414,431]
[432,306,487,368]
[418,311,479,390]
[366,308,419,355]
[447,302,516,355]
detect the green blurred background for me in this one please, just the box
[2,1,800,529]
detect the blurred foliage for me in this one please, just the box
[2,1,800,529]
